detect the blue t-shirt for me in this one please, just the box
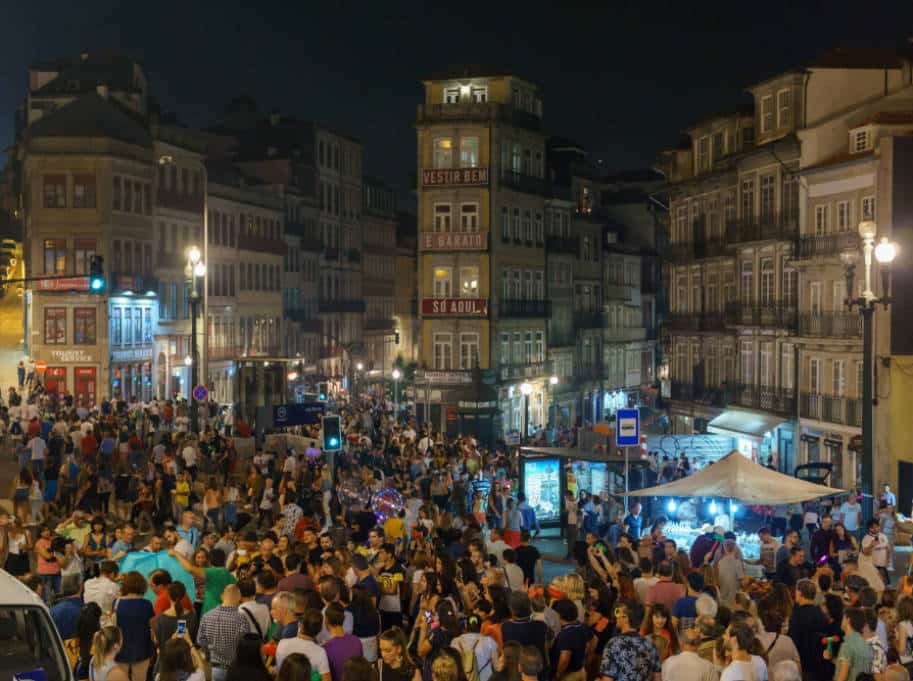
[671,595,697,620]
[50,596,83,640]
[624,513,642,538]
[114,597,155,662]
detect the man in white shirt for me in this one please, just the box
[27,434,46,474]
[663,628,719,681]
[633,558,659,604]
[502,549,526,591]
[276,609,331,680]
[84,561,120,615]
[487,528,510,568]
[282,450,297,478]
[238,578,271,640]
[862,518,891,583]
[839,495,862,535]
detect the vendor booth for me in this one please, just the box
[623,450,844,560]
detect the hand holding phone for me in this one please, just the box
[176,619,187,636]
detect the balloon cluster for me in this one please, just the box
[337,480,371,509]
[371,488,405,522]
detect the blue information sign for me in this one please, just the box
[616,408,640,446]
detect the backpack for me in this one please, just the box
[460,636,482,681]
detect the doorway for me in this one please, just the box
[899,461,913,518]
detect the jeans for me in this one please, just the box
[39,573,61,604]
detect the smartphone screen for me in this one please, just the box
[424,610,432,623]
[177,619,187,636]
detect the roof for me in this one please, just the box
[422,64,528,83]
[27,94,152,147]
[811,46,913,70]
[857,110,913,126]
[32,53,140,95]
[801,149,876,173]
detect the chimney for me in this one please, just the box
[96,84,109,99]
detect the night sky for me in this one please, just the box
[2,0,913,203]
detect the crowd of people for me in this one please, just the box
[0,385,911,681]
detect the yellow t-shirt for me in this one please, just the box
[384,517,406,544]
[175,480,190,506]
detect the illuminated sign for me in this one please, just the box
[420,231,487,251]
[37,277,89,292]
[422,298,488,316]
[421,167,489,187]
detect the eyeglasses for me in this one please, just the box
[613,608,627,619]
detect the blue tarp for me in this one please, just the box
[118,551,196,603]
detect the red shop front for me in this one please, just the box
[74,367,97,408]
[45,367,67,396]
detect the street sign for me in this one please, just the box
[35,362,47,372]
[273,401,326,427]
[616,408,640,447]
[192,384,208,402]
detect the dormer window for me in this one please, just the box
[777,89,792,128]
[852,129,871,153]
[712,131,725,161]
[443,88,460,104]
[761,95,774,133]
[742,126,755,147]
[697,137,710,172]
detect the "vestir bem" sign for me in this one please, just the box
[421,167,489,187]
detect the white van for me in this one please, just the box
[0,570,73,680]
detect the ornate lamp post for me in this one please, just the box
[185,246,205,434]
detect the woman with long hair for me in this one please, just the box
[225,633,272,681]
[4,515,31,576]
[153,582,198,657]
[113,571,155,680]
[640,602,679,661]
[378,626,422,681]
[157,636,205,681]
[278,653,314,681]
[418,601,461,681]
[73,602,103,680]
[348,584,382,663]
[89,626,128,681]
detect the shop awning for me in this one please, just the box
[707,408,785,441]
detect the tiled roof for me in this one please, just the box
[27,94,151,147]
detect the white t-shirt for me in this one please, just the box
[28,437,46,461]
[862,532,889,567]
[662,651,718,681]
[721,660,757,681]
[503,563,525,591]
[840,502,862,531]
[452,633,499,681]
[276,637,330,674]
[182,445,197,467]
[634,576,659,604]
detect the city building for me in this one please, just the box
[361,177,398,380]
[659,47,913,480]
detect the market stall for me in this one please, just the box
[622,450,845,560]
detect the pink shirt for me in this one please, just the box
[646,579,684,612]
[36,538,61,575]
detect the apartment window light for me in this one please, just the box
[443,88,460,104]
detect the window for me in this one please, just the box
[74,239,96,275]
[444,88,460,104]
[524,332,532,362]
[535,331,544,362]
[534,212,543,243]
[113,176,122,210]
[760,258,774,305]
[741,339,754,384]
[776,89,792,128]
[832,281,847,313]
[712,131,725,161]
[782,174,799,220]
[501,270,510,299]
[760,174,775,222]
[836,200,850,232]
[760,342,773,386]
[740,261,753,303]
[535,270,544,299]
[133,304,142,343]
[501,207,510,241]
[460,203,478,231]
[809,281,822,315]
[459,266,479,297]
[809,357,821,394]
[433,138,453,168]
[43,307,66,345]
[459,333,480,369]
[781,343,794,390]
[460,137,479,168]
[432,267,452,297]
[44,239,67,274]
[524,210,532,243]
[133,181,142,213]
[513,332,522,364]
[862,196,876,221]
[73,174,96,208]
[853,130,870,153]
[123,308,133,344]
[815,205,829,235]
[761,95,774,133]
[833,359,846,396]
[124,179,133,214]
[512,208,521,240]
[471,86,487,103]
[434,203,452,232]
[512,270,522,299]
[740,178,755,219]
[697,136,710,172]
[143,308,152,343]
[742,126,755,147]
[112,307,122,344]
[74,308,96,345]
[43,175,66,208]
[782,257,798,307]
[433,333,453,369]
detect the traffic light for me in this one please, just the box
[89,255,105,292]
[317,382,328,401]
[322,414,341,451]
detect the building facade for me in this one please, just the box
[361,177,398,379]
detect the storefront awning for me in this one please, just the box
[707,408,785,441]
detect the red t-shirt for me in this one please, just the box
[153,589,194,616]
[27,421,41,439]
[236,421,252,438]
[81,434,98,456]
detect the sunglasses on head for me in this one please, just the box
[613,608,627,618]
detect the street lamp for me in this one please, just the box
[392,368,402,419]
[185,245,205,434]
[548,375,559,430]
[841,220,897,529]
[520,381,533,443]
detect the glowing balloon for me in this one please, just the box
[371,488,404,521]
[338,480,371,508]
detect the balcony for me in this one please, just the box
[694,238,727,259]
[800,393,862,427]
[110,272,158,295]
[499,360,553,381]
[798,312,862,338]
[669,381,738,407]
[285,310,322,331]
[318,299,366,314]
[237,235,287,256]
[573,310,605,329]
[498,170,551,197]
[796,232,860,260]
[726,212,798,244]
[725,302,797,330]
[733,384,796,416]
[666,312,730,332]
[156,189,203,213]
[499,299,550,318]
[604,326,648,342]
[364,318,395,332]
[416,101,542,131]
[545,234,579,256]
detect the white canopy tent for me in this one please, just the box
[622,450,845,504]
